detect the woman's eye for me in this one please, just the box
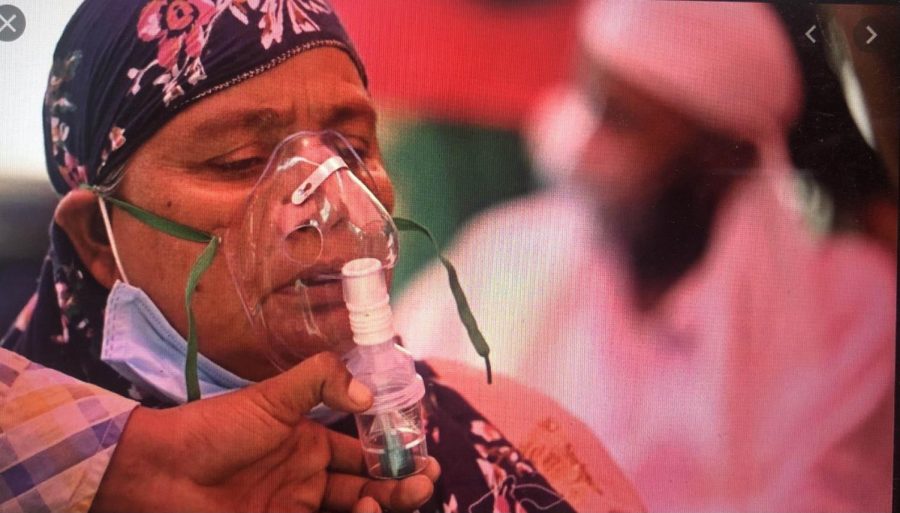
[336,144,369,162]
[215,156,266,173]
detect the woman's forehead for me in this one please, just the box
[167,48,372,133]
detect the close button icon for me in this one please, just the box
[0,4,25,42]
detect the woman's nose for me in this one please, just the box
[364,159,396,214]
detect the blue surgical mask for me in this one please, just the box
[102,280,251,404]
[101,280,346,423]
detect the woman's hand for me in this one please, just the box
[91,352,440,513]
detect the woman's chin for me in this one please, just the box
[257,306,357,370]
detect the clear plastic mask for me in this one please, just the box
[224,130,398,371]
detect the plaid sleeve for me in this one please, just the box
[0,349,138,513]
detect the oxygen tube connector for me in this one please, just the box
[341,258,428,479]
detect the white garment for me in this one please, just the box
[394,178,895,512]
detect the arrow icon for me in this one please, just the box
[805,25,817,43]
[865,25,877,45]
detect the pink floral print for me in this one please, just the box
[45,51,89,190]
[129,0,331,105]
[137,0,217,69]
[468,419,567,513]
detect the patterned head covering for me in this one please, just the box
[45,0,365,194]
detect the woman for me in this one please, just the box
[1,1,641,512]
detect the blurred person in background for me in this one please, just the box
[0,1,643,512]
[396,1,896,511]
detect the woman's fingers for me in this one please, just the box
[327,429,368,474]
[250,352,374,425]
[352,496,382,513]
[420,456,441,482]
[323,469,436,513]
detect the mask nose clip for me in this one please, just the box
[291,155,348,205]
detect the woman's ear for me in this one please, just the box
[54,189,120,289]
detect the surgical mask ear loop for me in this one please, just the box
[81,184,216,402]
[97,196,131,285]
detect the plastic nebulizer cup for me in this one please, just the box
[341,258,428,479]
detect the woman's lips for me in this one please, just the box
[259,258,390,315]
[269,279,347,314]
[268,259,348,291]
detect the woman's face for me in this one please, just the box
[110,47,393,381]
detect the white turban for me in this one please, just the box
[529,0,803,181]
[582,0,802,168]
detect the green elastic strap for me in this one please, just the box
[393,217,492,384]
[81,184,214,402]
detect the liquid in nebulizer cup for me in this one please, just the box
[341,258,429,479]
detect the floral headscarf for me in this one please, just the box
[43,0,364,194]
